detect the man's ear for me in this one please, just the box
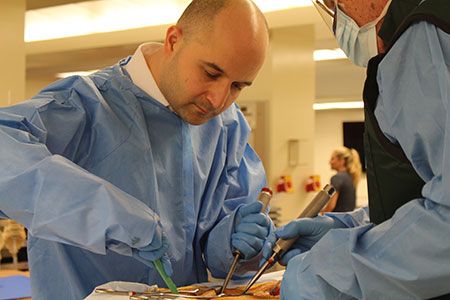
[164,25,183,53]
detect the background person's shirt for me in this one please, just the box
[330,171,356,212]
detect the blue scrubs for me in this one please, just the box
[0,57,266,299]
[281,22,450,299]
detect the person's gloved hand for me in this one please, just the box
[262,215,345,266]
[231,201,271,260]
[131,227,173,276]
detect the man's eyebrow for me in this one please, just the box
[203,61,225,74]
[202,61,253,86]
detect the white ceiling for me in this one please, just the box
[26,0,91,10]
[24,0,366,101]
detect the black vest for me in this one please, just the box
[362,2,450,299]
[364,0,450,225]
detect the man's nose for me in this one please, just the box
[205,80,230,110]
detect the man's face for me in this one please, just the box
[159,13,268,125]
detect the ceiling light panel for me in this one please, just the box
[25,0,312,42]
[313,101,364,110]
[313,48,348,61]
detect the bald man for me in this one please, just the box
[262,0,450,298]
[0,1,273,299]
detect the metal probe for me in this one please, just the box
[218,187,273,294]
[241,184,336,294]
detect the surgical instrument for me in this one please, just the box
[96,287,229,299]
[153,259,179,294]
[218,187,273,294]
[241,184,336,294]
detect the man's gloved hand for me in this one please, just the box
[131,228,173,276]
[231,201,271,260]
[262,215,345,266]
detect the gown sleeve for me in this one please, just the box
[281,22,450,299]
[203,108,268,278]
[0,76,162,256]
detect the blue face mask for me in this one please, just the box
[334,0,392,67]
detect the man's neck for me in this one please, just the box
[144,48,163,92]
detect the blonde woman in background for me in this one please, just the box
[322,147,362,213]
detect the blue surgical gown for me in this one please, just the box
[0,57,266,299]
[282,22,450,299]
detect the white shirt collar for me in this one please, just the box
[124,43,169,107]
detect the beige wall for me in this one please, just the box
[240,25,316,224]
[0,0,26,106]
[26,77,55,99]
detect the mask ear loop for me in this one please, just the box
[311,0,335,32]
[374,0,393,24]
[331,0,339,34]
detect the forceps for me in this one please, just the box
[95,287,241,299]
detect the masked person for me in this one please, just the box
[0,1,273,299]
[262,0,450,298]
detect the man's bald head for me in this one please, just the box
[176,0,269,43]
[155,0,269,125]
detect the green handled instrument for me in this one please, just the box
[152,258,178,294]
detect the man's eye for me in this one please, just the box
[205,71,220,79]
[232,82,243,91]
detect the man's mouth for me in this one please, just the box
[194,104,210,115]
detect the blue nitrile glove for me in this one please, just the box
[231,201,271,260]
[132,230,173,276]
[262,215,345,266]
